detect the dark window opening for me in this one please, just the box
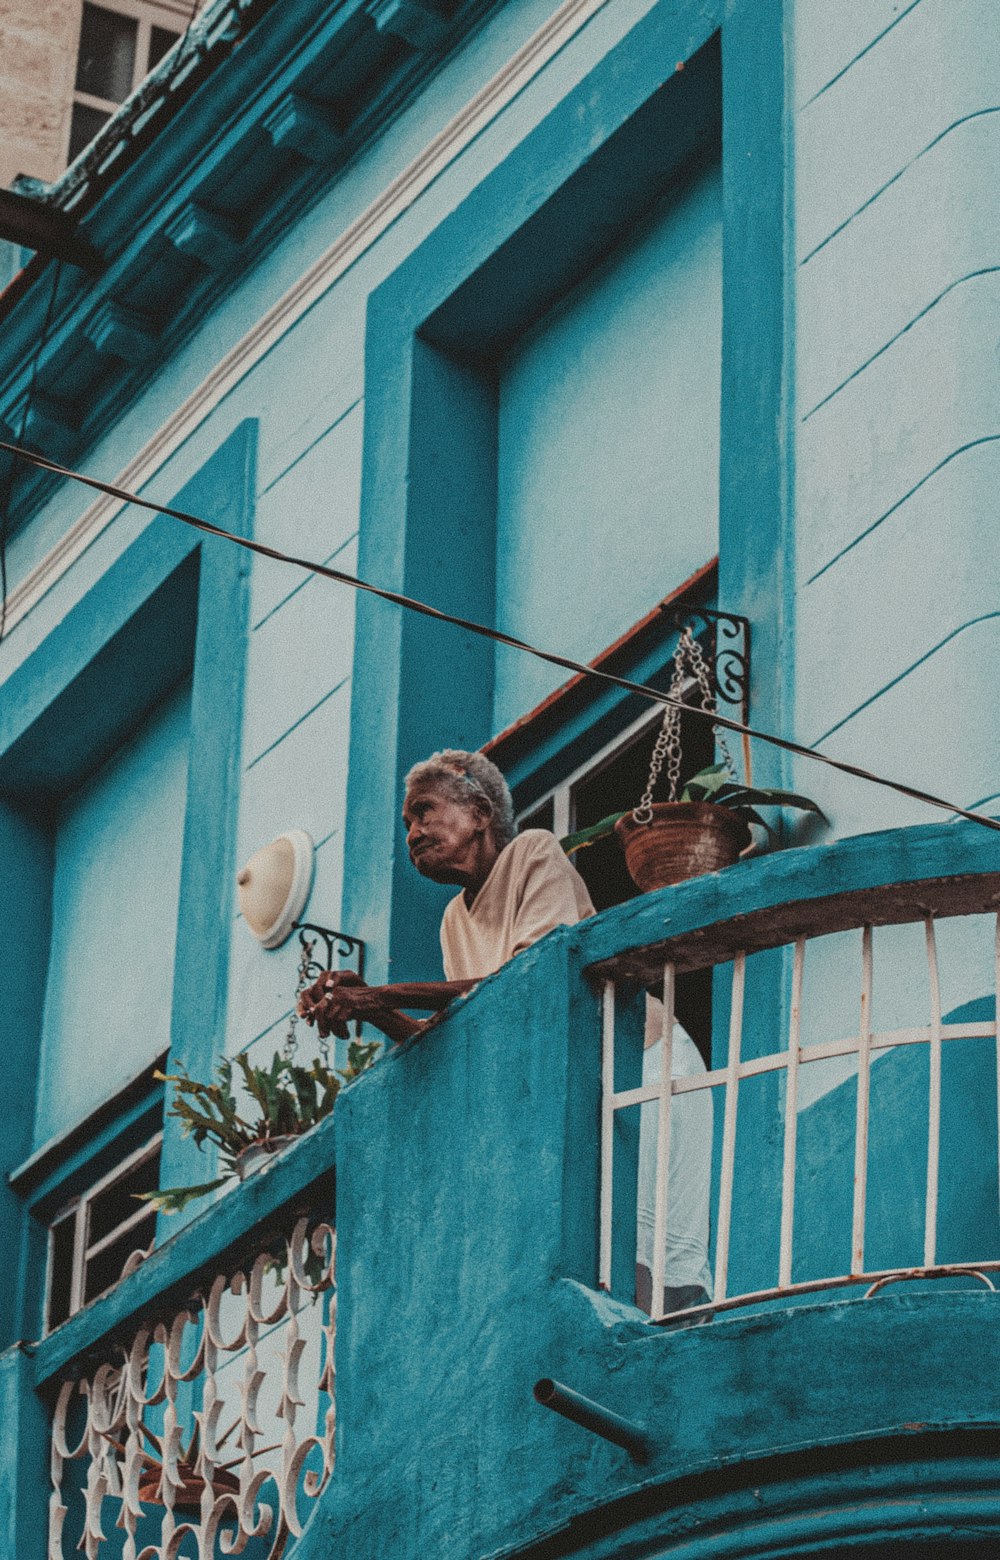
[519,796,555,833]
[75,3,138,101]
[46,1212,77,1333]
[568,698,715,910]
[149,25,181,69]
[68,102,113,162]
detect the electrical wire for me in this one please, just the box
[0,262,63,646]
[1,436,999,836]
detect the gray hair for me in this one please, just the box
[404,749,516,850]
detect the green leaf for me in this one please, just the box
[152,1037,382,1214]
[716,785,827,818]
[728,804,776,840]
[312,1060,341,1119]
[273,1083,300,1137]
[166,1092,253,1155]
[234,1052,273,1128]
[681,763,730,797]
[342,1039,381,1080]
[135,1179,228,1216]
[559,812,628,855]
[288,1063,318,1129]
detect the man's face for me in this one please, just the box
[402,782,487,884]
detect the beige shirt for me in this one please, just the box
[440,829,595,981]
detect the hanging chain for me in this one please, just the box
[632,626,737,824]
[282,937,317,1062]
[633,633,687,823]
[685,628,737,779]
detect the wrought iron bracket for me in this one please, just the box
[294,923,366,983]
[657,603,751,726]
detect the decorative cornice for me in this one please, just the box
[82,302,159,364]
[263,94,344,162]
[164,204,245,270]
[42,0,280,220]
[368,0,450,51]
[2,0,613,641]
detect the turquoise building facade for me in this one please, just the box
[1,0,999,1554]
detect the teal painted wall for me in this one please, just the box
[0,804,53,1346]
[494,159,721,727]
[794,999,1000,1287]
[34,679,191,1147]
[789,0,1000,833]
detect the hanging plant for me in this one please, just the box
[140,942,380,1215]
[561,627,825,892]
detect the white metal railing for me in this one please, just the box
[49,1215,336,1560]
[599,912,1000,1323]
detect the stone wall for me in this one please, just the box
[0,0,80,186]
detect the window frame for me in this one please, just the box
[44,1130,162,1332]
[508,623,718,929]
[345,0,793,986]
[517,699,692,841]
[68,0,190,164]
[0,421,255,1345]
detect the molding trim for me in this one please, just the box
[2,0,615,642]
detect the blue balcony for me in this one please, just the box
[26,819,1000,1559]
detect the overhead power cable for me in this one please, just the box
[2,437,999,836]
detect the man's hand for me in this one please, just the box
[297,971,480,1043]
[297,971,427,1044]
[298,970,379,1040]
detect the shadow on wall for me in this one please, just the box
[794,997,1000,1283]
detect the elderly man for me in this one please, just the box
[299,748,590,1042]
[299,747,711,1316]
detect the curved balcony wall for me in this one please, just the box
[318,819,1000,1558]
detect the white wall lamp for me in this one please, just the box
[236,829,315,949]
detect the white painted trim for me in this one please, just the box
[5,0,615,637]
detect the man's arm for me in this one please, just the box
[298,971,477,1042]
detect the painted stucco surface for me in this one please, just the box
[790,0,1000,833]
[0,0,720,1071]
[0,0,998,1553]
[34,677,191,1146]
[494,158,722,727]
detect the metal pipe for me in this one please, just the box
[533,1379,651,1463]
[0,189,103,271]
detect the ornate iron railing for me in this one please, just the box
[49,1214,336,1560]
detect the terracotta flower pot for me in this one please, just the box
[234,1135,297,1181]
[138,1463,241,1513]
[614,802,750,893]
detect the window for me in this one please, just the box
[68,0,188,162]
[45,1132,161,1331]
[0,424,254,1346]
[511,633,717,1057]
[518,699,711,913]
